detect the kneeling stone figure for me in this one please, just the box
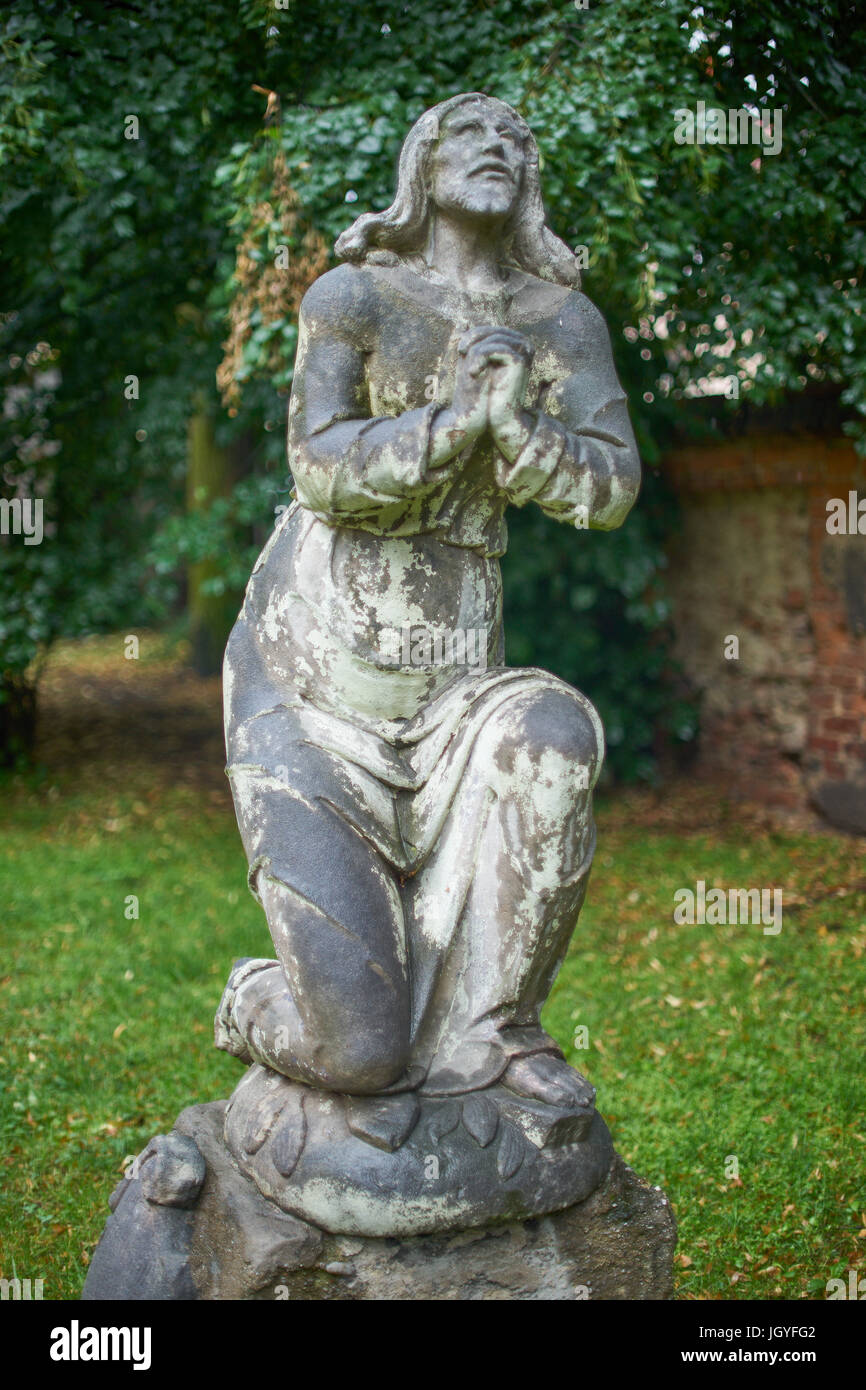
[215,92,641,1237]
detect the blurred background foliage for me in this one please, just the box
[1,0,863,778]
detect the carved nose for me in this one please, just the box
[479,124,506,152]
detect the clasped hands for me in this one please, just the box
[431,325,535,467]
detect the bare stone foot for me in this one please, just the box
[503,1053,596,1111]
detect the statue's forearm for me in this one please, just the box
[488,408,534,463]
[291,395,489,520]
[292,404,448,519]
[495,406,641,531]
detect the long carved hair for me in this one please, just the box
[334,93,581,288]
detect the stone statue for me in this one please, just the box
[84,94,675,1301]
[215,92,641,1236]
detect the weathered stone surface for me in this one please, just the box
[83,1103,323,1301]
[222,1064,613,1237]
[83,96,671,1296]
[82,1101,675,1301]
[262,1152,677,1302]
[214,93,644,1237]
[105,1132,206,1222]
[140,1132,206,1207]
[84,1181,199,1300]
[345,1091,421,1152]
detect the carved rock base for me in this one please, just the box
[223,1063,613,1237]
[82,1100,676,1301]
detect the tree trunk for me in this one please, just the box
[186,401,237,677]
[0,670,37,766]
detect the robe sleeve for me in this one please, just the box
[287,274,445,523]
[494,294,641,531]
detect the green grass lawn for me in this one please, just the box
[1,638,864,1300]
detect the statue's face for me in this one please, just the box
[428,101,525,222]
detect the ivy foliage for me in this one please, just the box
[0,1,263,680]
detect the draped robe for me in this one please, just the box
[221,257,640,1097]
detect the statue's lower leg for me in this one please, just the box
[216,865,411,1095]
[406,682,602,1105]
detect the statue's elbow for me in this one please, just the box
[621,450,642,513]
[591,454,641,531]
[291,459,344,522]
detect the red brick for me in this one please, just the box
[784,589,807,610]
[827,668,860,689]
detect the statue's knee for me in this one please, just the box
[529,690,601,777]
[317,1032,410,1095]
[482,688,601,788]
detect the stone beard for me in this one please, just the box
[215,92,641,1235]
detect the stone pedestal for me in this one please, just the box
[220,1060,614,1236]
[82,1101,676,1301]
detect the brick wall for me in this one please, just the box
[661,435,866,832]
